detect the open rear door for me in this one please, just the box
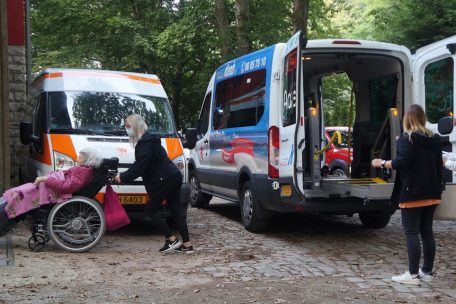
[280,31,306,197]
[413,36,456,219]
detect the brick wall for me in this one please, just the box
[8,45,30,185]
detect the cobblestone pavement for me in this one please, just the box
[189,198,456,302]
[1,197,456,303]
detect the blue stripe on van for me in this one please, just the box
[215,45,276,82]
[288,144,294,165]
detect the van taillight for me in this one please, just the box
[268,126,279,178]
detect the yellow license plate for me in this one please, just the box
[280,185,292,197]
[118,195,148,205]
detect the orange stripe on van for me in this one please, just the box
[50,134,77,160]
[165,138,184,160]
[43,71,161,85]
[32,134,52,166]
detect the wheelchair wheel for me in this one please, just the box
[28,233,47,251]
[47,196,106,253]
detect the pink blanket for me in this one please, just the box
[3,171,72,219]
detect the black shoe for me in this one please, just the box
[174,245,194,254]
[159,238,182,253]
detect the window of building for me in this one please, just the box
[424,57,454,123]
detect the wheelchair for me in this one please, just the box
[24,157,119,253]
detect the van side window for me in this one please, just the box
[369,74,398,125]
[283,49,298,127]
[33,93,46,137]
[424,57,454,123]
[198,92,211,137]
[214,69,266,130]
[49,92,72,129]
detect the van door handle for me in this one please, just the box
[281,138,288,143]
[298,139,305,149]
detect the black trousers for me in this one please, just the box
[401,204,437,274]
[146,173,190,242]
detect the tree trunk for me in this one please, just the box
[293,0,309,38]
[215,0,231,61]
[234,0,250,55]
[171,61,183,129]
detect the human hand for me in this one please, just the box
[34,176,47,184]
[371,159,383,168]
[114,175,121,184]
[442,151,449,162]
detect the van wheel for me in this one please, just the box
[359,211,391,229]
[189,170,211,209]
[240,180,272,232]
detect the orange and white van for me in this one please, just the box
[19,68,192,211]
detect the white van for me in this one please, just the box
[188,32,456,231]
[20,68,194,211]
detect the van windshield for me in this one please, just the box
[47,91,175,136]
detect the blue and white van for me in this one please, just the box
[188,32,456,231]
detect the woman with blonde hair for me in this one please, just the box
[115,114,193,254]
[372,104,443,285]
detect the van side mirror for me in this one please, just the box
[438,116,454,135]
[20,121,40,145]
[183,128,197,149]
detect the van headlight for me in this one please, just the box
[172,155,186,178]
[53,151,76,170]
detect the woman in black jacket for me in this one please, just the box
[372,104,442,285]
[115,114,193,254]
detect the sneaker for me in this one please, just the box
[174,245,194,254]
[419,269,433,282]
[159,239,182,253]
[392,271,421,285]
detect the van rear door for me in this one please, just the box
[413,36,456,219]
[280,31,305,197]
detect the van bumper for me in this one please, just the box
[255,176,394,214]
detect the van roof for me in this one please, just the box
[32,68,167,98]
[35,68,161,81]
[306,39,410,54]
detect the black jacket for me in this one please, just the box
[391,131,443,205]
[120,133,180,193]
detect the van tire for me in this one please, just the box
[189,170,212,209]
[359,211,391,229]
[240,180,272,232]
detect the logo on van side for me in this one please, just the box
[224,62,236,78]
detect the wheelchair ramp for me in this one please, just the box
[320,177,394,200]
[0,234,14,267]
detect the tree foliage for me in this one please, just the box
[30,0,455,128]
